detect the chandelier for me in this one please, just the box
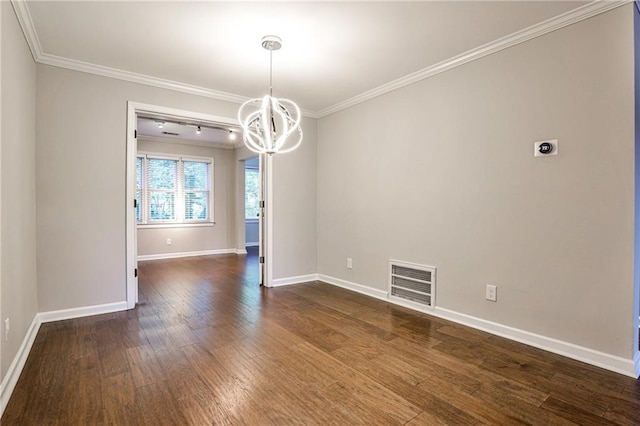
[238,36,303,155]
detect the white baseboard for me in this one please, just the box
[318,274,638,378]
[235,248,248,255]
[0,300,128,417]
[431,306,637,378]
[317,274,388,300]
[245,242,259,247]
[271,274,319,287]
[0,316,40,417]
[37,301,128,323]
[137,248,237,261]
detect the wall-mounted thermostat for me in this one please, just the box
[534,139,558,157]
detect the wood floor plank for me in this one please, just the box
[3,249,638,425]
[541,396,618,426]
[125,344,165,388]
[291,342,422,424]
[135,380,189,425]
[101,373,137,425]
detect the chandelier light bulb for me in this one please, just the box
[238,35,303,155]
[196,126,201,135]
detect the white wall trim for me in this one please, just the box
[318,274,638,378]
[9,0,42,61]
[11,0,628,120]
[235,248,248,255]
[37,301,129,324]
[271,274,319,287]
[314,0,631,118]
[0,316,40,417]
[431,307,637,378]
[40,53,249,104]
[317,274,389,300]
[0,301,127,417]
[137,248,238,261]
[245,242,259,247]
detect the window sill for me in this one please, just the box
[137,222,215,229]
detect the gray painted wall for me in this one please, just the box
[137,138,236,256]
[317,6,635,358]
[245,220,259,245]
[272,116,318,279]
[1,2,38,379]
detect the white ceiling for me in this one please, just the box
[17,1,610,117]
[137,117,241,148]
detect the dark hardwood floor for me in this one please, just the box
[2,249,639,425]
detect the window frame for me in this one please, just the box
[137,151,214,228]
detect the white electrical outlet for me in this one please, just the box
[4,318,9,341]
[166,238,172,245]
[346,257,353,269]
[486,285,497,302]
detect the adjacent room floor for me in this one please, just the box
[2,250,639,425]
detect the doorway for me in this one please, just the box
[125,101,270,309]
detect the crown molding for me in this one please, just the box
[38,53,250,105]
[315,0,631,118]
[35,51,321,118]
[10,0,43,61]
[9,1,247,105]
[11,0,628,121]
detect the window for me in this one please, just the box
[137,153,213,226]
[245,167,260,219]
[148,158,177,221]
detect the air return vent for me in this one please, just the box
[389,260,436,308]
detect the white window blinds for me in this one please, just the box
[137,153,213,225]
[148,157,178,221]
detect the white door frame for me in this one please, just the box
[125,101,260,308]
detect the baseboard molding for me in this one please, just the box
[317,274,389,300]
[0,301,129,417]
[235,249,248,255]
[317,274,638,378]
[37,301,128,323]
[0,316,40,417]
[431,306,637,378]
[245,242,259,247]
[137,248,237,261]
[271,274,319,287]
